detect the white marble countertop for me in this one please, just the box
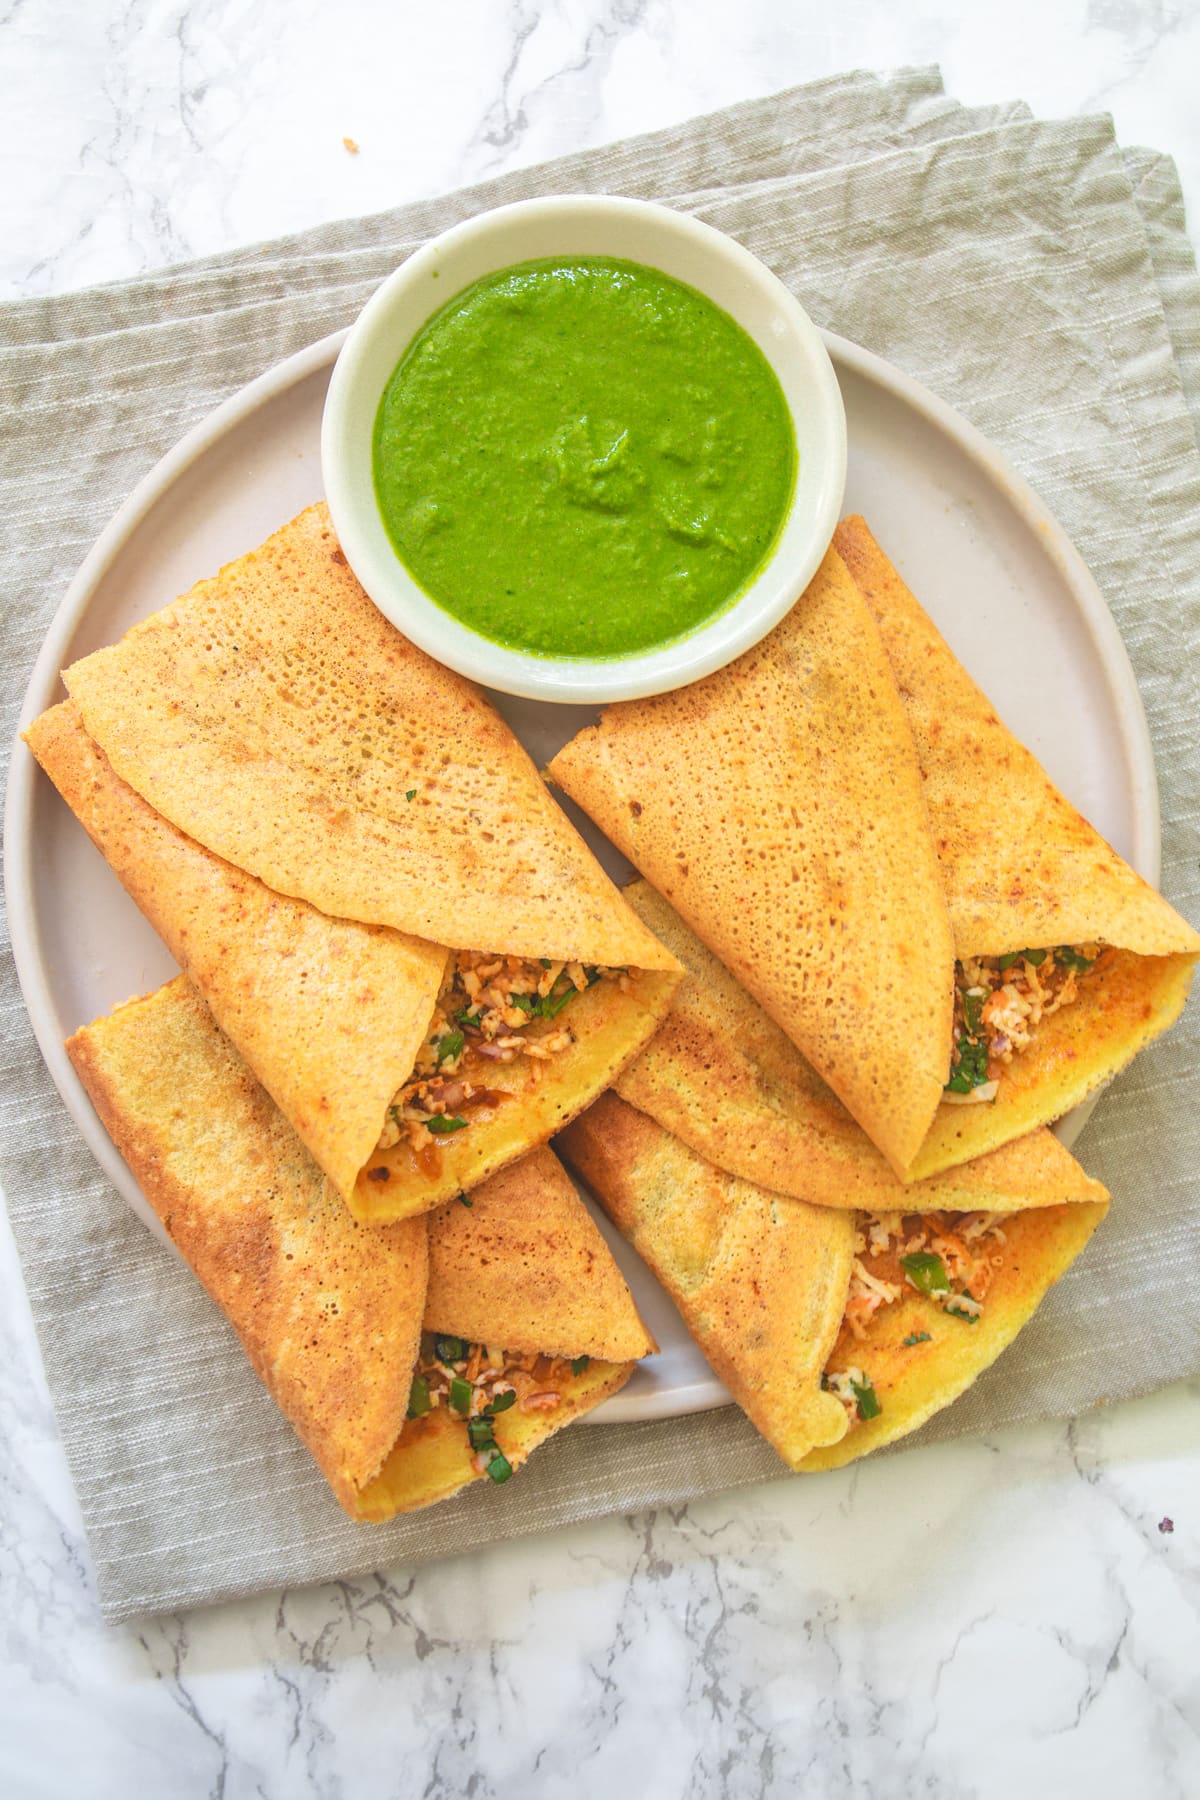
[3,4,1199,1795]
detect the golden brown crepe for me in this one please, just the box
[353,1355,633,1522]
[425,1145,656,1362]
[66,978,639,1519]
[796,1196,1107,1471]
[561,1094,1108,1473]
[30,700,447,1205]
[547,545,956,1180]
[62,504,679,968]
[30,515,682,1222]
[559,1094,854,1466]
[615,878,1110,1213]
[834,516,1200,1179]
[66,975,429,1517]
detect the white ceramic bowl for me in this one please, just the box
[321,194,847,703]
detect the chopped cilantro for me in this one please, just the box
[449,1375,473,1414]
[998,947,1047,970]
[405,788,417,802]
[489,1388,517,1413]
[540,958,553,968]
[427,1114,468,1135]
[457,1192,473,1209]
[943,1292,981,1324]
[406,1376,431,1418]
[512,984,579,1021]
[570,1356,590,1376]
[434,1335,467,1363]
[435,1028,465,1064]
[900,1250,950,1295]
[850,1376,882,1421]
[962,988,985,1035]
[901,1331,932,1348]
[539,982,578,1019]
[1055,946,1095,972]
[945,1041,990,1093]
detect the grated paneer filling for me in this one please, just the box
[945,943,1107,1103]
[405,1332,590,1483]
[824,1209,1010,1430]
[376,952,630,1154]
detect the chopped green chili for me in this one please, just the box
[467,1416,496,1450]
[457,1192,473,1209]
[434,1335,467,1363]
[449,1376,473,1414]
[571,1356,590,1376]
[406,1375,431,1418]
[1055,946,1095,972]
[900,1251,950,1295]
[851,1376,882,1421]
[484,1449,514,1484]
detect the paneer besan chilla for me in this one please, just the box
[560,1093,1108,1473]
[28,507,680,1222]
[834,516,1199,1179]
[66,980,651,1520]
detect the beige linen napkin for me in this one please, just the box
[3,67,1199,1619]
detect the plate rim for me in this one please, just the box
[3,327,1162,1428]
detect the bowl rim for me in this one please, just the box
[321,193,847,703]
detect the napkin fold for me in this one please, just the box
[2,65,1199,1619]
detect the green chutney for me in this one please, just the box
[372,256,797,660]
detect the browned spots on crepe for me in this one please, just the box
[798,1194,1109,1472]
[61,504,678,973]
[549,546,955,1176]
[833,515,1200,961]
[616,879,1109,1212]
[26,697,680,1219]
[560,1093,852,1469]
[833,516,1198,1177]
[564,1093,1107,1475]
[65,977,427,1513]
[26,699,446,1202]
[424,1145,655,1362]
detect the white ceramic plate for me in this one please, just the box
[6,329,1160,1427]
[322,195,847,702]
